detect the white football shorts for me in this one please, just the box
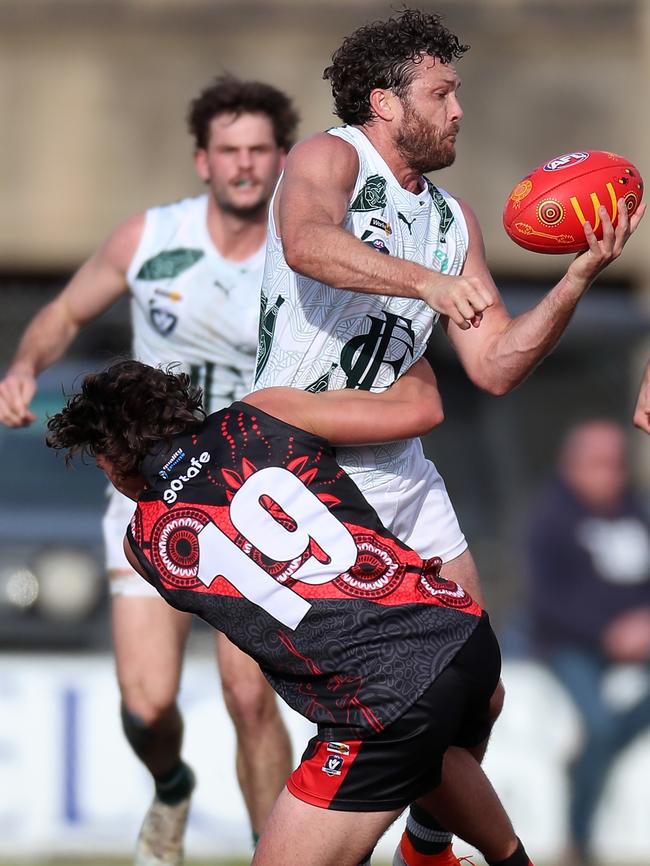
[103,486,158,597]
[337,438,467,563]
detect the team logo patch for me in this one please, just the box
[340,311,415,391]
[150,508,210,589]
[150,307,178,336]
[326,742,350,755]
[543,152,589,172]
[322,754,345,777]
[137,248,204,280]
[363,238,390,255]
[349,174,387,212]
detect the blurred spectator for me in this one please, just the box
[525,419,650,865]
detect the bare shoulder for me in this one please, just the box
[285,131,359,187]
[457,198,481,233]
[97,211,147,273]
[456,197,489,261]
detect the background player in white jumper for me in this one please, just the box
[252,9,645,866]
[0,76,299,865]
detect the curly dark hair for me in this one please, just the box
[187,75,300,151]
[323,8,469,126]
[46,360,205,485]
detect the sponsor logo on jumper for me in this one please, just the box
[163,451,211,505]
[326,742,350,756]
[322,754,345,776]
[154,287,183,302]
[159,448,186,480]
[397,211,416,234]
[370,217,392,235]
[543,152,589,172]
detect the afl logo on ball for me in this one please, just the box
[543,152,590,172]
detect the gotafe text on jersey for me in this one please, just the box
[163,451,211,504]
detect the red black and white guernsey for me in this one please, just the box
[127,402,483,738]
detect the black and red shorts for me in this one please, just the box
[287,612,501,812]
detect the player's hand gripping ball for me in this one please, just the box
[503,150,643,254]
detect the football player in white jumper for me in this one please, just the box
[252,9,644,866]
[0,76,299,866]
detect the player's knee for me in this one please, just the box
[221,675,278,734]
[120,702,160,753]
[119,686,178,729]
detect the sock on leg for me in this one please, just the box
[154,760,195,805]
[486,838,533,866]
[395,802,457,866]
[406,803,453,854]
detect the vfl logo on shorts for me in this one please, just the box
[322,755,345,777]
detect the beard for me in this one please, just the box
[211,175,273,220]
[395,100,458,175]
[215,195,269,220]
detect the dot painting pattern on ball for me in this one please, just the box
[503,150,644,254]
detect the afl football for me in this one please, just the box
[503,150,643,253]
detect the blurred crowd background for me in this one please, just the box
[1,0,649,863]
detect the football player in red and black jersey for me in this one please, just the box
[47,359,533,866]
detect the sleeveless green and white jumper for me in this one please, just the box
[105,193,265,594]
[254,126,469,560]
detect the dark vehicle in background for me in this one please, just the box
[0,363,111,649]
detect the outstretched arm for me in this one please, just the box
[443,199,646,395]
[0,213,144,427]
[633,361,650,434]
[242,357,443,445]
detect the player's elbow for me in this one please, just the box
[481,379,514,397]
[467,368,519,397]
[282,235,310,274]
[282,226,327,278]
[409,400,444,437]
[427,401,445,431]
